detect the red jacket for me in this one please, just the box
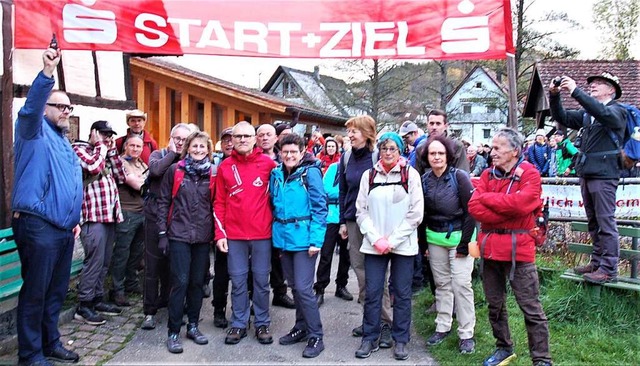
[214,147,277,241]
[468,160,541,263]
[115,129,159,164]
[316,151,341,174]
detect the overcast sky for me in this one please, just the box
[164,0,633,89]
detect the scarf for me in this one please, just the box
[184,155,212,177]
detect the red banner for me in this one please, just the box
[14,0,514,60]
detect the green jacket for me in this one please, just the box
[555,138,578,176]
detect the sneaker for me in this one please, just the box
[166,333,183,354]
[302,337,325,358]
[483,348,516,366]
[186,323,208,345]
[141,315,156,330]
[352,325,363,337]
[272,293,296,309]
[225,327,247,345]
[355,339,379,359]
[379,322,393,348]
[74,306,106,326]
[393,342,409,361]
[94,302,122,316]
[573,262,598,275]
[335,286,354,301]
[279,327,308,345]
[583,269,617,284]
[255,325,273,344]
[213,311,228,329]
[44,345,80,363]
[459,338,476,354]
[426,331,450,346]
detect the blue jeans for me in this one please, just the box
[13,213,74,363]
[281,250,323,338]
[227,239,271,328]
[363,253,413,344]
[167,240,210,334]
[110,211,144,294]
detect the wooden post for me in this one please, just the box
[181,92,191,123]
[158,86,172,145]
[506,55,518,129]
[0,2,13,227]
[203,100,214,138]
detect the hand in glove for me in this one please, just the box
[158,236,169,256]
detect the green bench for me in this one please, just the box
[0,227,84,303]
[560,222,640,292]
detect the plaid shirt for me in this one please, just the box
[72,141,126,224]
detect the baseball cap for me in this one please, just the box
[399,121,419,136]
[220,127,233,139]
[91,120,116,135]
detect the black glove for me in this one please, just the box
[158,236,169,256]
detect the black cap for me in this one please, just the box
[220,127,233,139]
[275,123,291,136]
[90,120,116,135]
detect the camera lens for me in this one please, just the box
[553,77,562,87]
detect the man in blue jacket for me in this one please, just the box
[12,48,83,365]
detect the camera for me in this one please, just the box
[553,77,563,87]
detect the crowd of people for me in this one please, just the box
[12,47,633,366]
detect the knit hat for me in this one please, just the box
[535,129,546,137]
[377,132,404,153]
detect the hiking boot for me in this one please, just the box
[113,293,131,307]
[379,322,393,348]
[186,323,208,345]
[94,302,122,316]
[166,333,183,354]
[573,262,598,275]
[316,292,324,306]
[583,269,617,284]
[141,315,156,330]
[255,325,273,344]
[74,306,106,326]
[394,342,409,361]
[355,339,379,358]
[335,286,354,301]
[483,348,516,366]
[352,325,363,337]
[459,338,476,354]
[279,327,308,345]
[302,337,324,358]
[225,327,247,345]
[426,331,450,346]
[213,311,228,329]
[272,293,296,309]
[44,345,80,363]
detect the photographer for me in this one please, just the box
[549,72,626,284]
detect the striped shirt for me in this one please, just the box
[72,141,126,224]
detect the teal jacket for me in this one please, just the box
[270,156,327,251]
[323,162,340,224]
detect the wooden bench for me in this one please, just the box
[0,227,84,303]
[560,222,640,292]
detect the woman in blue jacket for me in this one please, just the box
[269,134,328,358]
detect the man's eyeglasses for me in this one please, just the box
[233,134,255,140]
[172,136,187,144]
[46,103,74,113]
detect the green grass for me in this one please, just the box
[413,265,640,366]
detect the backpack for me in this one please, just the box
[333,148,379,187]
[421,167,460,197]
[607,104,640,168]
[368,164,410,194]
[168,161,217,225]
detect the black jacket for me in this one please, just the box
[549,88,626,179]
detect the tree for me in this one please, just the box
[593,0,640,60]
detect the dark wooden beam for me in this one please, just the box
[13,84,135,110]
[1,0,13,227]
[92,51,101,97]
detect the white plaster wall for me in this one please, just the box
[96,51,126,100]
[60,50,96,97]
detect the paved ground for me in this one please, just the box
[2,255,438,365]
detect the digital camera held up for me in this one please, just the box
[553,77,563,87]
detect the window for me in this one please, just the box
[483,129,491,139]
[463,105,472,114]
[487,105,496,113]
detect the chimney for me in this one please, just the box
[313,65,320,81]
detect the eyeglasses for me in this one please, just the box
[221,138,233,144]
[233,134,255,140]
[172,136,187,144]
[46,103,74,113]
[280,150,300,156]
[380,147,399,153]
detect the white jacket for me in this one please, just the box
[356,159,424,256]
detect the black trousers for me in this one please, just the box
[416,221,436,295]
[143,217,170,316]
[212,246,229,311]
[314,223,350,292]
